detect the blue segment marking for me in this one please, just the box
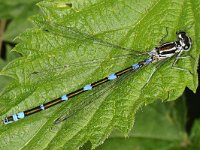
[17,112,25,119]
[83,84,93,91]
[132,64,140,69]
[40,104,45,110]
[13,114,18,121]
[61,95,68,101]
[108,73,117,80]
[144,58,152,65]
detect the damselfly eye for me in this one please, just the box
[183,42,191,50]
[177,32,186,39]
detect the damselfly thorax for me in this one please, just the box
[149,32,192,62]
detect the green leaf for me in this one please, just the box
[0,0,200,149]
[96,98,188,150]
[87,96,200,150]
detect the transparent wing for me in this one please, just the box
[50,56,174,127]
[30,53,138,76]
[44,22,145,54]
[51,66,144,126]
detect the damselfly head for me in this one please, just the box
[176,32,192,50]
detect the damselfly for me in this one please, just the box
[2,31,192,124]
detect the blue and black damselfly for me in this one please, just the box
[2,31,192,124]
